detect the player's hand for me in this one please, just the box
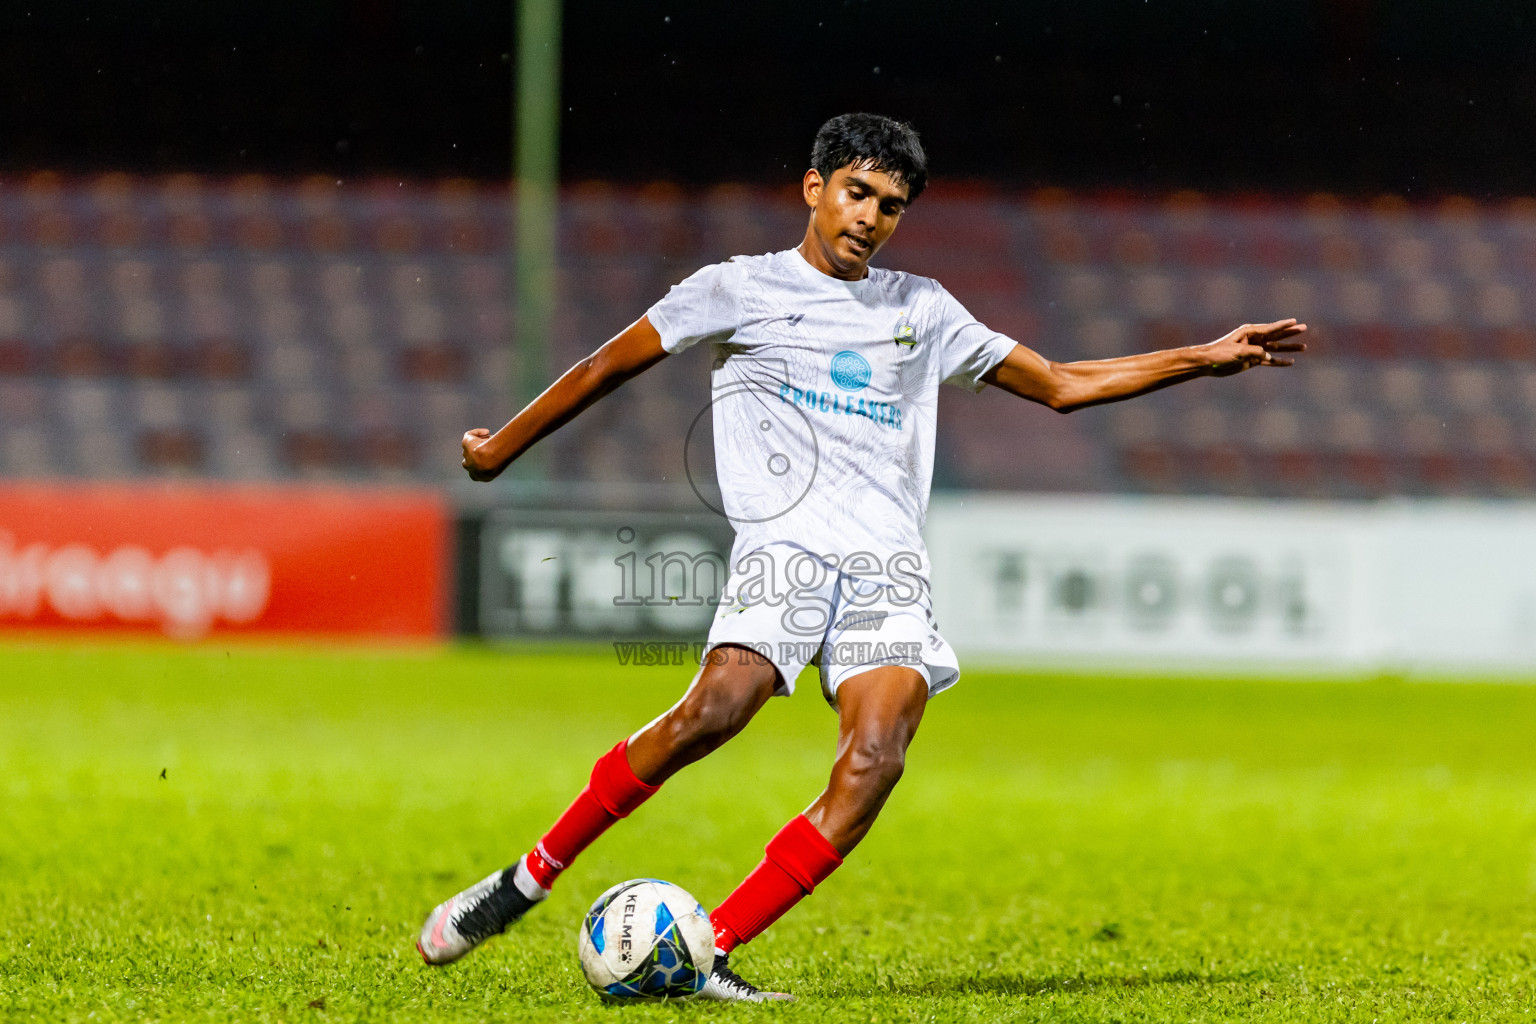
[461,428,505,482]
[1200,319,1308,377]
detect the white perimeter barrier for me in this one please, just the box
[925,495,1536,676]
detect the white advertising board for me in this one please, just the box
[926,495,1536,676]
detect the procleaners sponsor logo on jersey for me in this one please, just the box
[776,376,903,430]
[775,350,903,428]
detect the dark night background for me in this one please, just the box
[2,0,1535,196]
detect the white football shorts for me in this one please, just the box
[701,544,961,707]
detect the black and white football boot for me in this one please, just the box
[697,953,794,1002]
[417,864,545,965]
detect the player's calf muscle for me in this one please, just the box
[824,739,907,821]
[807,670,928,849]
[812,725,922,849]
[808,774,901,854]
[840,736,909,795]
[642,699,747,773]
[629,655,777,782]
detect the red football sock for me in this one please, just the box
[711,814,843,953]
[522,740,658,890]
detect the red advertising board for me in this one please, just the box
[0,482,448,640]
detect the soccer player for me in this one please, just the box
[418,113,1305,1000]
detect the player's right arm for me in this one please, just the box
[460,315,668,481]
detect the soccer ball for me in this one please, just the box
[576,879,715,1000]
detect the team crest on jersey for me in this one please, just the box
[893,312,917,347]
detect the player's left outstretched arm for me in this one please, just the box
[980,319,1307,413]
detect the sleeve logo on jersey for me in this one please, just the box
[829,350,872,391]
[892,311,917,347]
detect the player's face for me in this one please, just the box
[800,163,910,280]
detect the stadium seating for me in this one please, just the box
[1,172,1533,497]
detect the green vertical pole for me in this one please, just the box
[513,0,560,478]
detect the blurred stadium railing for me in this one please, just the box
[7,173,1536,499]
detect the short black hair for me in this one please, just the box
[810,113,928,203]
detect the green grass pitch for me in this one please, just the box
[3,640,1535,1022]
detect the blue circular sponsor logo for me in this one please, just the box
[829,350,872,391]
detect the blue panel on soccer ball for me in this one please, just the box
[591,916,605,954]
[619,950,662,989]
[584,888,618,945]
[654,901,674,936]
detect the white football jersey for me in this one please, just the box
[647,247,1016,585]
